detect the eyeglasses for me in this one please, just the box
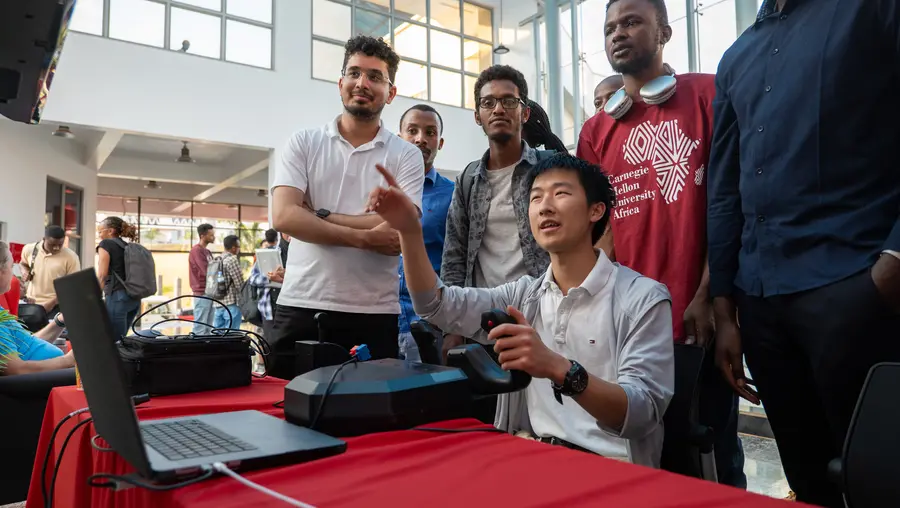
[342,69,393,86]
[478,96,524,110]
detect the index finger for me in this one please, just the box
[375,164,400,188]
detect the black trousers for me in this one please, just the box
[736,269,900,507]
[270,305,399,380]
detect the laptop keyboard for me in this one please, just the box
[142,419,258,461]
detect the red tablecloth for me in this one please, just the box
[28,379,804,508]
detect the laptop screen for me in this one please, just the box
[54,269,152,477]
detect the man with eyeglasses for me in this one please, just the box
[270,35,424,378]
[441,65,555,380]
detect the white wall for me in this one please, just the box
[0,118,98,264]
[42,0,511,178]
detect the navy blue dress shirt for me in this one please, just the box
[398,167,455,333]
[708,0,900,298]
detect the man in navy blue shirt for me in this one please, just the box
[708,1,900,505]
[396,105,454,362]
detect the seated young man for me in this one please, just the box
[0,241,74,376]
[366,154,675,467]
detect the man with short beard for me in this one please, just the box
[395,104,454,362]
[270,35,424,377]
[441,65,556,361]
[577,0,745,489]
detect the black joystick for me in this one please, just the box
[480,309,517,333]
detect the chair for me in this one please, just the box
[828,362,900,508]
[0,368,76,504]
[660,343,717,482]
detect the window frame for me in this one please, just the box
[70,0,276,70]
[310,0,494,110]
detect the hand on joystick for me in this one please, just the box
[488,306,573,384]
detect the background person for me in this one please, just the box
[96,216,140,340]
[189,223,215,334]
[20,225,80,318]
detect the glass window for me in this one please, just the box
[396,60,427,99]
[462,2,492,41]
[393,0,427,23]
[357,0,390,14]
[430,68,462,107]
[463,39,492,75]
[698,1,738,73]
[312,39,346,80]
[355,9,391,40]
[70,0,104,35]
[225,20,272,68]
[313,0,352,41]
[464,74,477,110]
[64,186,83,258]
[666,18,690,77]
[241,206,269,223]
[394,22,427,62]
[665,0,687,22]
[174,0,222,10]
[430,0,461,33]
[109,0,166,48]
[463,40,491,74]
[226,0,273,23]
[170,7,221,58]
[430,30,461,69]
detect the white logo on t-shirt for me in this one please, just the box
[622,119,701,205]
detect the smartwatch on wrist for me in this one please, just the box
[551,360,589,404]
[53,314,66,328]
[315,208,331,219]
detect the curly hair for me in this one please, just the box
[522,100,568,153]
[525,153,616,244]
[342,35,400,83]
[473,65,529,107]
[606,0,668,26]
[102,216,139,242]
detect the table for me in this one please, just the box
[28,379,805,508]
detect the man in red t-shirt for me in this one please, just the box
[577,0,745,488]
[189,223,216,333]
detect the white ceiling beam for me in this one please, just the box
[84,129,124,171]
[171,157,269,212]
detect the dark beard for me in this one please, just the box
[610,36,660,75]
[344,103,382,120]
[487,131,514,144]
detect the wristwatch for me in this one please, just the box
[315,208,331,219]
[53,314,66,328]
[551,360,589,404]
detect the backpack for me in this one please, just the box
[458,149,556,212]
[239,280,262,327]
[204,256,229,300]
[113,238,157,300]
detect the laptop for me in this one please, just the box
[54,269,347,482]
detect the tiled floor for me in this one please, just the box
[742,433,791,499]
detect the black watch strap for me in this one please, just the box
[552,360,588,404]
[315,208,331,219]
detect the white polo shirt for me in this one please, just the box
[272,116,425,314]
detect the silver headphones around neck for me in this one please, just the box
[604,74,677,120]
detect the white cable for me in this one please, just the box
[211,462,317,508]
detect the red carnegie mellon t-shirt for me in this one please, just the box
[577,73,715,342]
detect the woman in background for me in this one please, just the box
[96,216,140,339]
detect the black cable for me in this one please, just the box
[47,417,94,508]
[91,434,115,452]
[87,468,215,491]
[210,327,272,378]
[131,295,230,337]
[273,400,284,408]
[413,426,505,434]
[40,408,89,505]
[309,358,357,430]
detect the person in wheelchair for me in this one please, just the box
[0,241,73,376]
[366,154,675,467]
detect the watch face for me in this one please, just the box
[567,361,589,394]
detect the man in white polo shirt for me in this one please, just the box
[270,35,424,378]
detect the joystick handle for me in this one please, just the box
[477,309,531,390]
[480,309,517,333]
